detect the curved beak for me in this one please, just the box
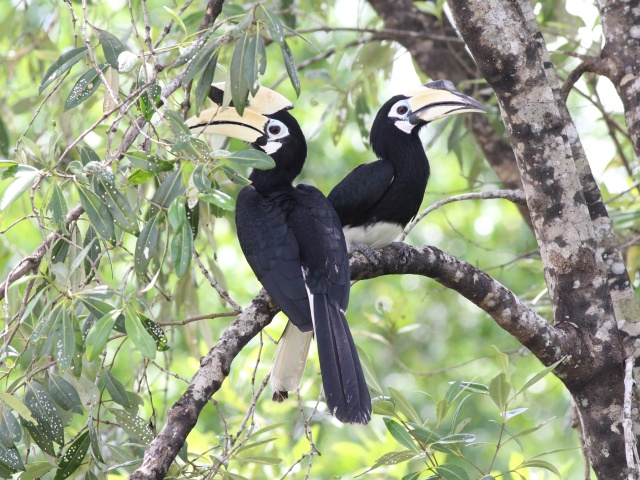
[186,83,293,143]
[403,80,486,124]
[186,106,268,143]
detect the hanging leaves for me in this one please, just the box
[39,47,89,94]
[64,63,110,111]
[53,431,90,480]
[77,184,116,244]
[95,28,126,70]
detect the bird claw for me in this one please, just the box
[272,391,288,403]
[390,241,412,264]
[349,243,382,265]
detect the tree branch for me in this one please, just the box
[130,243,570,479]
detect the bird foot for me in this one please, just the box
[349,243,381,265]
[390,241,412,264]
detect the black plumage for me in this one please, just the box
[328,81,486,248]
[188,93,371,424]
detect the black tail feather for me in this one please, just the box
[313,295,371,424]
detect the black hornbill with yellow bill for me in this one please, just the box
[266,81,486,404]
[328,80,486,248]
[187,84,372,424]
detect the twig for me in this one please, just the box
[402,189,526,239]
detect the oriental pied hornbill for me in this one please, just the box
[328,80,486,248]
[269,81,486,404]
[186,84,371,424]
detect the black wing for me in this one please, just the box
[327,160,395,227]
[235,186,313,331]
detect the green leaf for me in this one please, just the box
[168,196,186,231]
[0,116,9,157]
[192,164,212,192]
[458,381,489,395]
[94,178,140,235]
[489,373,511,411]
[125,152,174,174]
[96,28,126,70]
[355,346,382,395]
[402,473,421,480]
[505,407,528,421]
[47,374,82,412]
[372,399,396,417]
[54,431,90,480]
[0,407,21,447]
[0,160,18,169]
[260,6,284,45]
[434,464,470,480]
[198,190,235,211]
[124,307,156,359]
[195,51,219,115]
[388,388,421,424]
[24,382,64,445]
[510,418,554,441]
[134,213,161,278]
[220,165,251,186]
[383,418,418,453]
[78,145,101,165]
[110,409,154,443]
[280,40,300,97]
[140,316,169,352]
[491,345,511,380]
[85,311,118,361]
[39,47,89,94]
[369,451,416,471]
[519,459,561,477]
[21,419,54,456]
[128,168,156,185]
[138,84,161,121]
[17,461,54,480]
[0,443,24,472]
[183,39,219,86]
[47,183,68,231]
[0,394,36,425]
[433,433,476,445]
[77,184,116,244]
[162,6,187,35]
[88,420,104,464]
[64,64,110,111]
[436,399,449,424]
[229,30,255,115]
[103,369,131,409]
[234,456,282,466]
[170,216,193,277]
[0,167,38,211]
[164,109,191,136]
[83,226,101,276]
[222,149,275,169]
[406,422,440,444]
[517,358,564,396]
[149,168,185,217]
[52,308,75,372]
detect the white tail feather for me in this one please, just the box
[271,322,313,395]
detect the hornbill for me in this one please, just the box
[271,81,486,403]
[328,80,486,248]
[187,84,371,424]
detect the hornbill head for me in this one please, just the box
[374,80,486,134]
[186,83,306,160]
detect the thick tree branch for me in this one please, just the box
[130,243,570,479]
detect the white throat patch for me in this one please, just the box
[263,142,283,155]
[394,120,414,134]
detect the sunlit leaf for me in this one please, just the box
[457,381,489,395]
[221,149,275,169]
[140,316,169,352]
[47,183,68,231]
[280,40,300,97]
[0,407,20,447]
[198,190,235,211]
[183,39,219,86]
[260,6,284,45]
[220,165,251,186]
[489,373,510,411]
[517,358,564,396]
[433,433,476,445]
[0,443,24,472]
[39,47,88,94]
[234,456,282,465]
[126,151,174,174]
[383,418,418,453]
[162,6,187,35]
[389,388,421,424]
[17,461,54,480]
[434,464,470,480]
[0,167,38,211]
[191,164,212,192]
[85,311,118,361]
[229,29,255,115]
[124,306,156,359]
[0,394,35,425]
[519,459,561,477]
[110,409,154,443]
[64,64,110,111]
[149,167,185,217]
[504,407,528,421]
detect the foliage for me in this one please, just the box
[0,0,637,478]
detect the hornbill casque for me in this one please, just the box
[273,81,486,403]
[186,83,372,424]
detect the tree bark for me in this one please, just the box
[446,0,635,477]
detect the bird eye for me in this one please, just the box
[268,124,281,135]
[396,105,409,115]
